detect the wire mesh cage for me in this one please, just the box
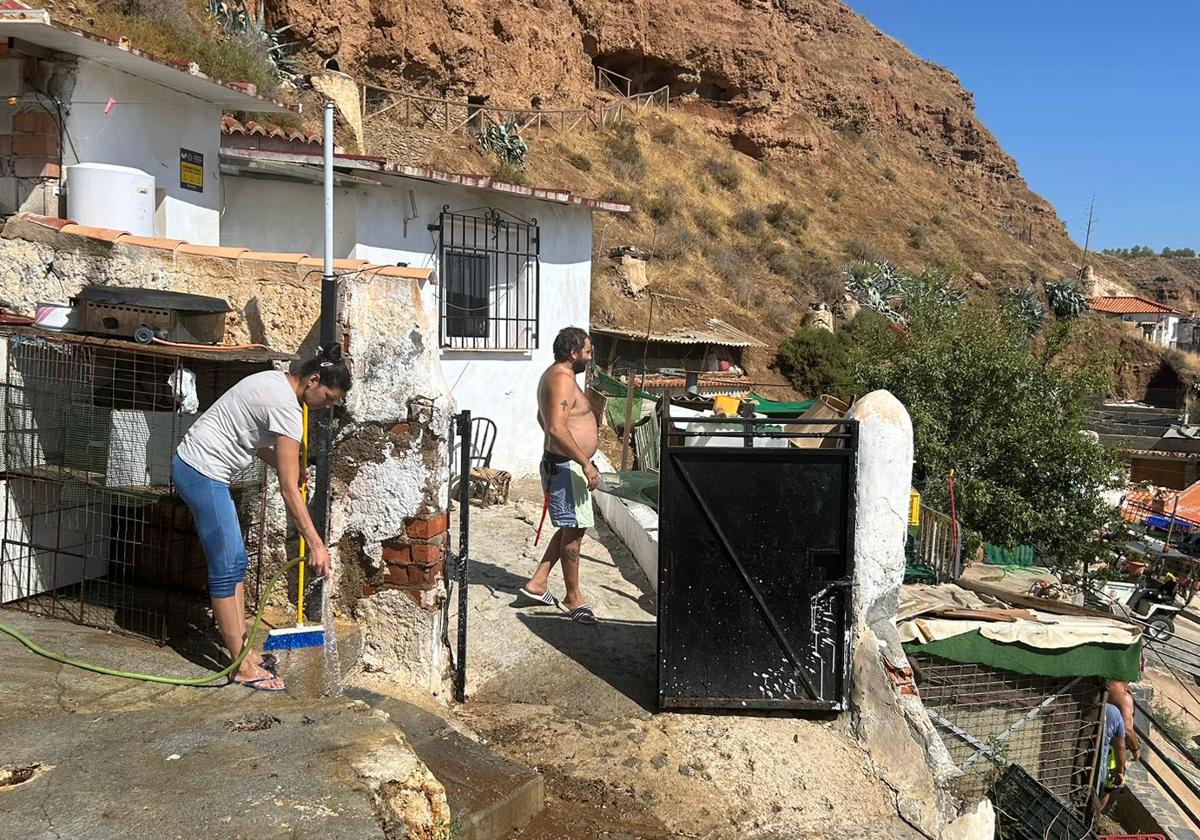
[909,653,1106,814]
[0,332,270,642]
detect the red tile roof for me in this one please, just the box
[221,115,328,149]
[219,147,632,213]
[1090,295,1186,316]
[12,213,431,282]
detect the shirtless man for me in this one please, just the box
[1107,679,1142,762]
[519,326,600,624]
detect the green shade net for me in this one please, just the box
[596,471,660,511]
[903,630,1142,682]
[747,392,816,417]
[983,543,1037,567]
[593,368,659,432]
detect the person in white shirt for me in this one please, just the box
[172,344,351,691]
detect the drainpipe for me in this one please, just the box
[312,101,335,556]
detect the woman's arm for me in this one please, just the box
[256,447,279,469]
[274,435,330,576]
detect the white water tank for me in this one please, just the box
[66,163,155,236]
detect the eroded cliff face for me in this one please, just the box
[268,0,1068,243]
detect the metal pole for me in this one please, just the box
[312,102,336,576]
[454,411,471,703]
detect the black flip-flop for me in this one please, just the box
[518,586,561,608]
[567,604,597,624]
[234,676,287,692]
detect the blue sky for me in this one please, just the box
[845,2,1199,251]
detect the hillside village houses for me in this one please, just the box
[0,3,628,476]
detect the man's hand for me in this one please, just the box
[308,541,331,578]
[584,461,600,491]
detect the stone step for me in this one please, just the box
[345,687,544,840]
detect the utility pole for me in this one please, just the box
[1080,192,1097,273]
[313,100,336,568]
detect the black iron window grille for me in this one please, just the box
[433,206,540,351]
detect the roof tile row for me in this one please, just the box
[14,213,432,282]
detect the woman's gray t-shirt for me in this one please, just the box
[176,370,303,484]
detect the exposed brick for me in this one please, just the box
[380,541,412,566]
[11,111,39,133]
[11,133,46,155]
[410,541,445,564]
[14,157,58,178]
[361,585,376,597]
[387,422,410,438]
[406,511,449,540]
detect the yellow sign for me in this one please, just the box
[908,489,921,527]
[180,148,204,192]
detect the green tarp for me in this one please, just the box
[903,629,1141,682]
[748,392,816,417]
[594,369,659,432]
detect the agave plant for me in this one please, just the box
[844,260,905,322]
[1045,281,1089,320]
[477,119,529,167]
[1001,286,1046,335]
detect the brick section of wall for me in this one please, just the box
[0,108,60,214]
[379,519,449,594]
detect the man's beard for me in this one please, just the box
[572,358,587,374]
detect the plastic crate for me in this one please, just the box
[988,764,1096,840]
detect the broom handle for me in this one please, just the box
[297,403,309,626]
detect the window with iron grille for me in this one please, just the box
[434,207,540,350]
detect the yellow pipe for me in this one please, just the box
[297,403,309,626]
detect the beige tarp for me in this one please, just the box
[898,584,1141,649]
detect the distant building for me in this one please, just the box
[1090,296,1187,348]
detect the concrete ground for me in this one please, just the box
[0,607,449,840]
[449,479,924,840]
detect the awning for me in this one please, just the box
[592,318,767,348]
[899,584,1142,681]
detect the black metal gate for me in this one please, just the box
[658,409,857,711]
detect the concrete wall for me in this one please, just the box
[220,171,595,476]
[66,60,223,244]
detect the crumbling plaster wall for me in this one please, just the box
[846,390,973,838]
[331,271,456,692]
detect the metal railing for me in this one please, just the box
[361,83,671,140]
[912,505,961,583]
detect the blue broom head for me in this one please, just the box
[263,625,326,651]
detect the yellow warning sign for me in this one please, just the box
[180,148,203,192]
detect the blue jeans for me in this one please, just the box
[172,454,248,599]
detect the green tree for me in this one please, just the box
[848,300,1122,568]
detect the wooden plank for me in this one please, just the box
[620,380,635,471]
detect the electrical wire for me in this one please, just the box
[0,557,302,685]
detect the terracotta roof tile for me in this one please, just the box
[20,213,74,230]
[116,235,184,251]
[221,115,324,147]
[176,243,249,259]
[1090,295,1186,316]
[11,214,432,285]
[59,223,128,241]
[246,252,311,264]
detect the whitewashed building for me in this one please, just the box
[0,2,292,241]
[1090,295,1187,348]
[217,142,629,475]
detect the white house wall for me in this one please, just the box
[353,177,593,477]
[66,60,222,244]
[218,171,594,476]
[220,177,359,257]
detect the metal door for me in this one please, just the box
[657,411,857,711]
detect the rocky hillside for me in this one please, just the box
[262,0,1086,352]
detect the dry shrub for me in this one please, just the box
[765,201,809,237]
[567,152,593,172]
[710,247,742,284]
[653,219,698,261]
[731,207,764,234]
[704,157,742,191]
[648,191,681,224]
[692,206,723,237]
[606,122,645,179]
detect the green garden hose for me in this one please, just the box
[0,558,303,686]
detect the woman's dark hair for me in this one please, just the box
[299,343,352,391]
[553,326,590,363]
